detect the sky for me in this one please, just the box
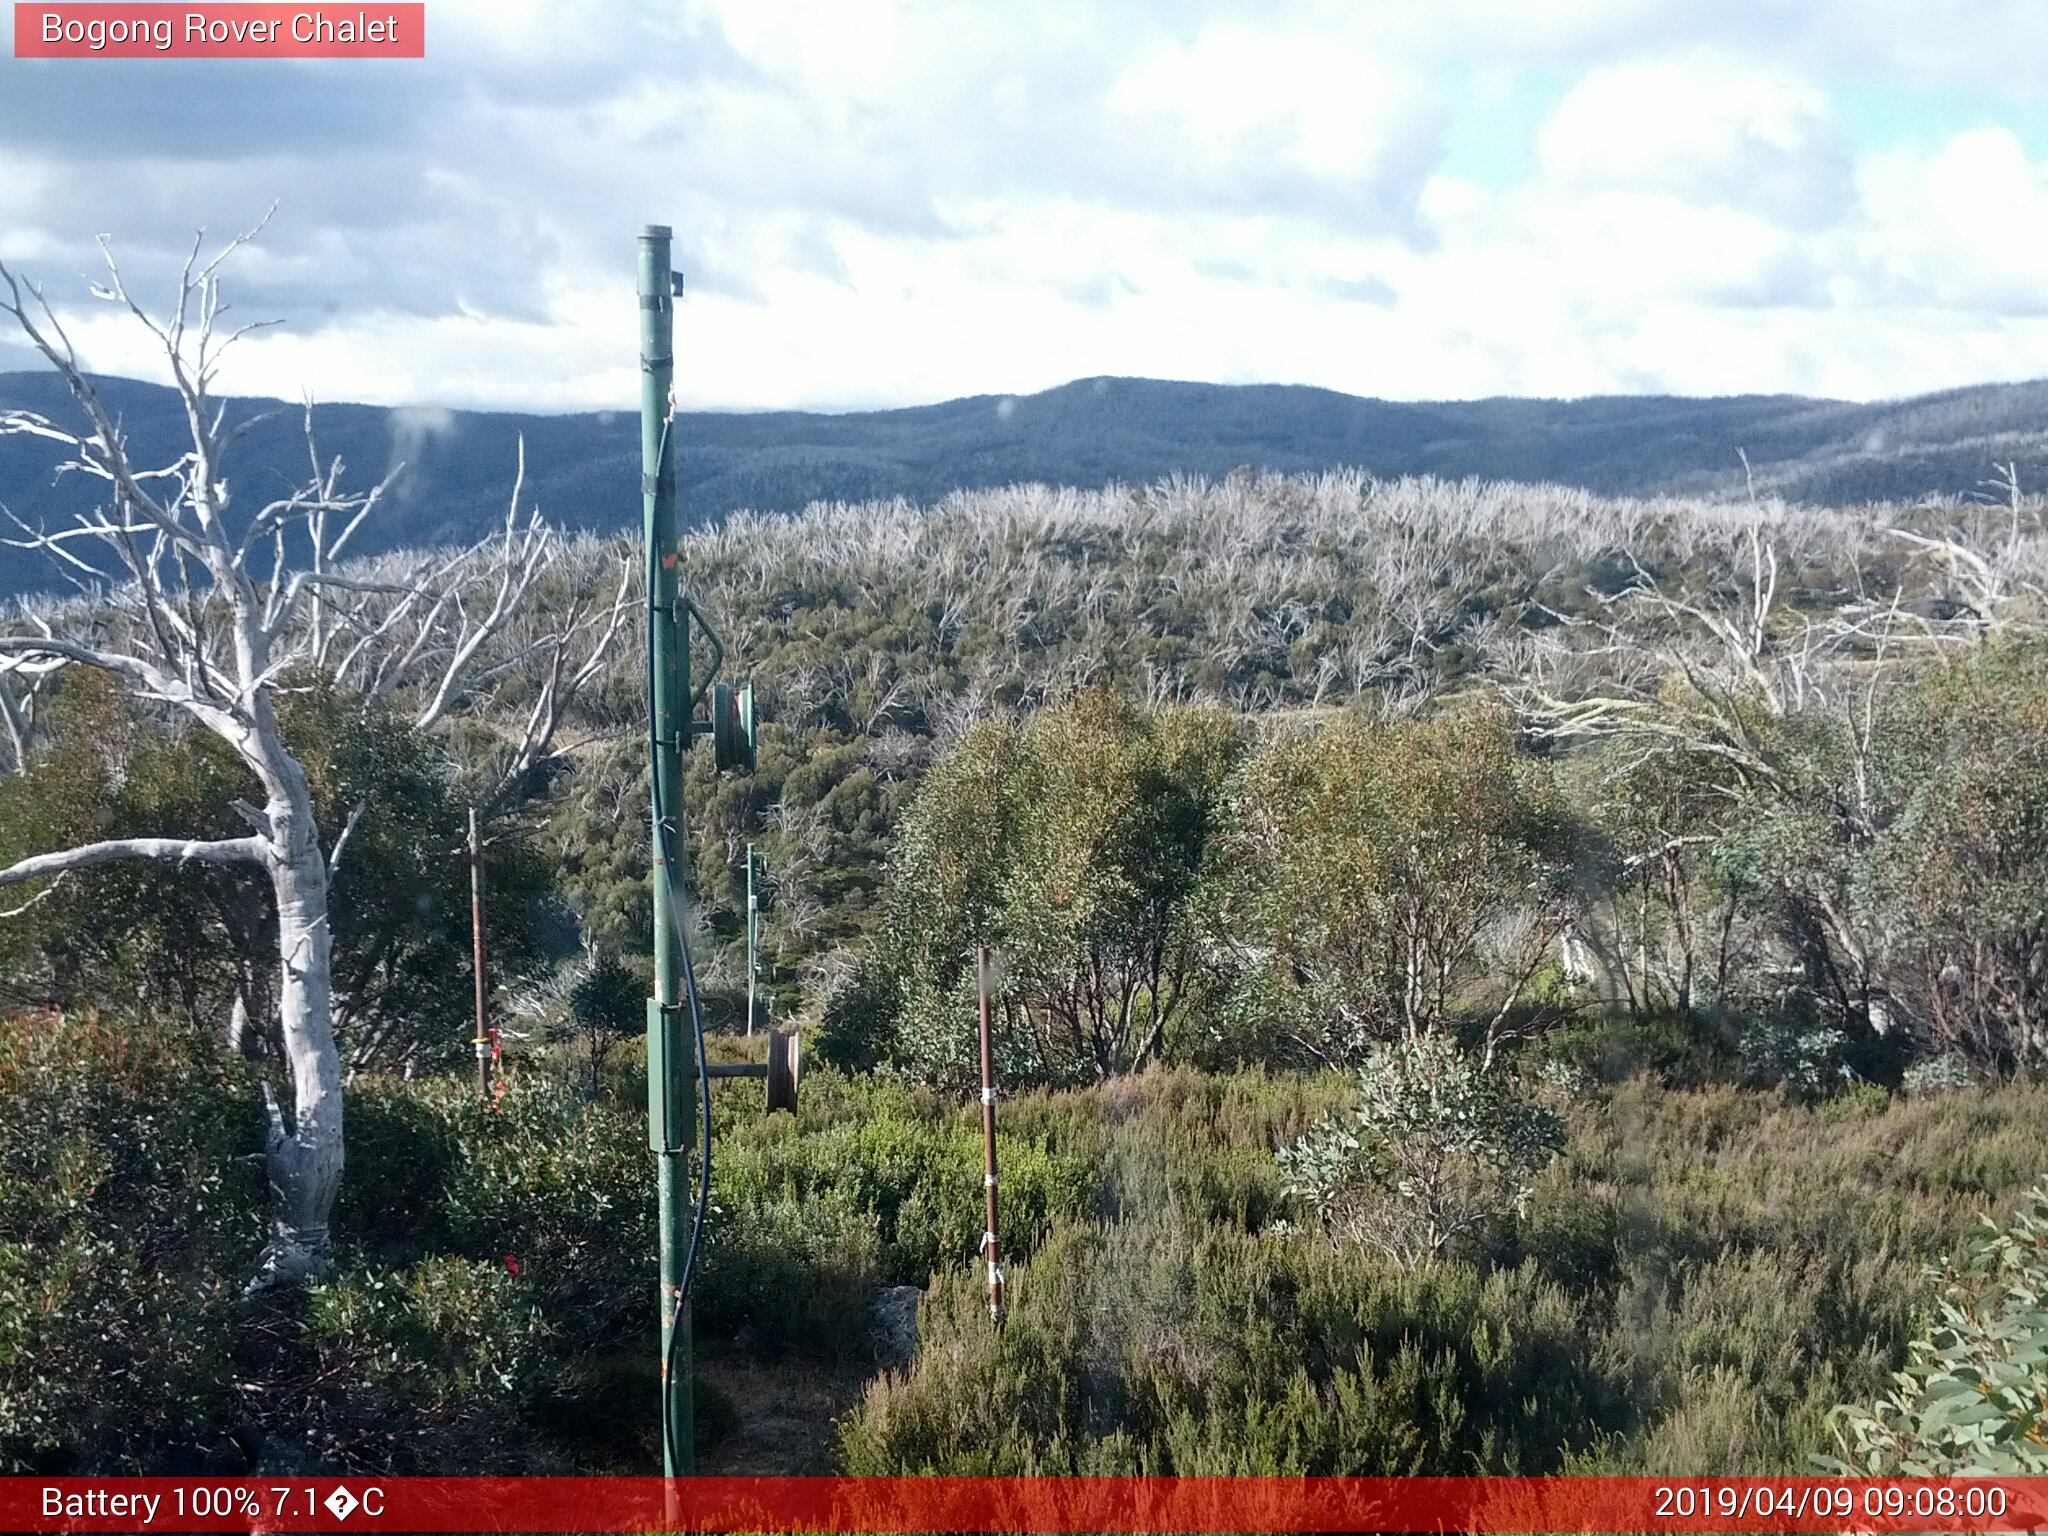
[4,0,2048,413]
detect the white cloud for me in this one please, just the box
[1851,129,2048,315]
[1536,53,1852,226]
[5,2,2048,413]
[1106,22,1441,209]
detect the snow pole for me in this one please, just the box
[978,945,1005,1328]
[468,805,489,1100]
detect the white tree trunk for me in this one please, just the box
[1,235,624,1290]
[249,757,344,1292]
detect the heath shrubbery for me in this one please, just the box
[0,1009,259,1473]
[303,1257,555,1472]
[842,1217,1618,1475]
[847,1069,2048,1476]
[342,1061,1105,1364]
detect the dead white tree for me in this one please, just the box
[0,230,626,1289]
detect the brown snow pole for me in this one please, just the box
[977,944,1004,1327]
[469,805,489,1099]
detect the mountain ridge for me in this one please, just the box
[1,369,2045,597]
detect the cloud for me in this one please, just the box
[1850,129,2048,315]
[385,404,458,492]
[1103,21,1444,230]
[4,1,2048,413]
[1535,53,1854,227]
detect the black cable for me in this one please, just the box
[647,552,714,1477]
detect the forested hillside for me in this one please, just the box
[6,368,2048,597]
[5,460,2048,1478]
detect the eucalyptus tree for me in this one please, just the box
[0,231,627,1288]
[855,690,1241,1087]
[1510,504,2048,1068]
[1206,707,1576,1068]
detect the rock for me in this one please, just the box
[870,1285,922,1369]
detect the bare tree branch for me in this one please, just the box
[0,834,266,888]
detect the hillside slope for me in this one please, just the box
[1,370,2044,596]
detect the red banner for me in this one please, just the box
[14,4,425,58]
[6,1476,2048,1532]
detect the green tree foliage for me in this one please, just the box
[0,673,554,1070]
[1859,647,2048,1076]
[1277,1034,1566,1266]
[303,685,558,1072]
[1205,708,1576,1067]
[1571,735,1760,1028]
[1825,1184,2048,1474]
[0,670,253,1023]
[565,946,642,1090]
[1701,643,2048,1080]
[841,691,1240,1088]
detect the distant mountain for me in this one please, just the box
[1,370,2045,597]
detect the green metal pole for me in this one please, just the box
[639,224,694,1478]
[745,843,756,1039]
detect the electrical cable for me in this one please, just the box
[646,491,714,1478]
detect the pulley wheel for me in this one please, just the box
[711,681,756,773]
[766,1027,800,1113]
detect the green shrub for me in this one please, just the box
[697,1197,883,1352]
[704,1070,1100,1354]
[0,1010,258,1472]
[333,1077,466,1256]
[1824,1184,2048,1474]
[1737,1011,1856,1100]
[305,1257,554,1471]
[1278,1035,1564,1266]
[1541,1013,1738,1088]
[345,1075,652,1352]
[842,1219,1623,1475]
[1902,1055,1979,1098]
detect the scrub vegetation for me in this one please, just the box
[4,451,2048,1474]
